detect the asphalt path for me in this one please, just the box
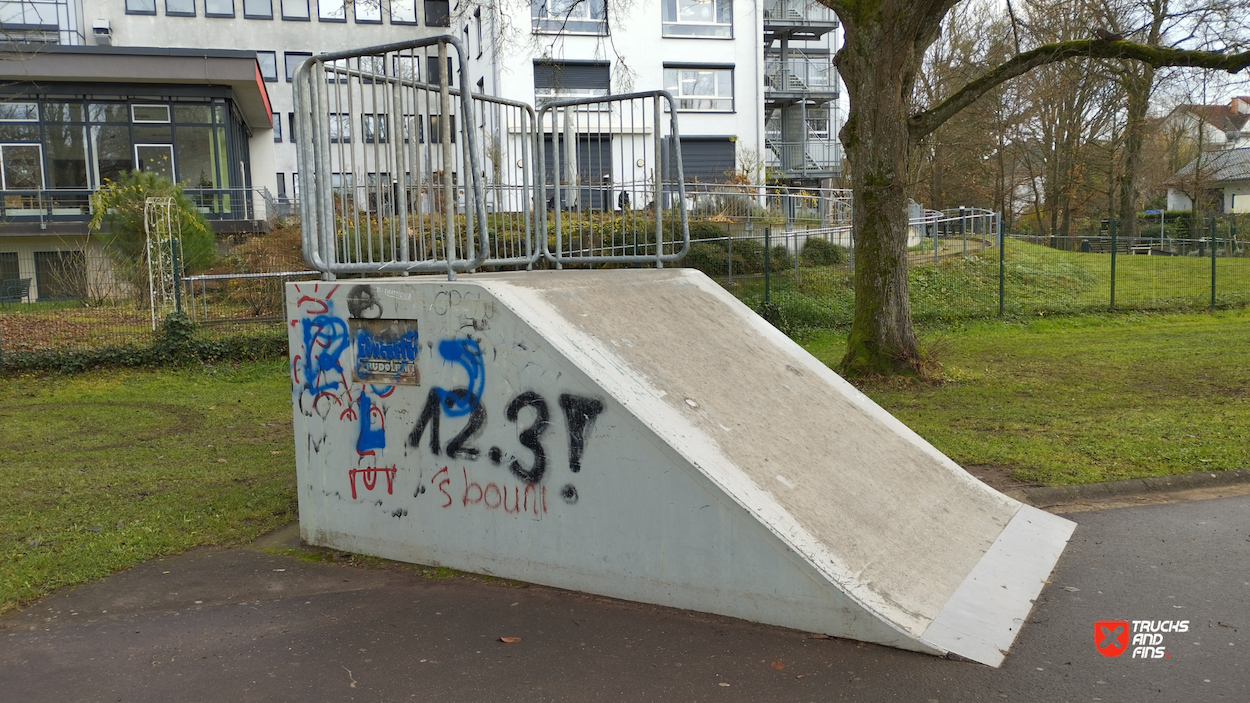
[1,495,1247,702]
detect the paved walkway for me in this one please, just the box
[2,494,1247,702]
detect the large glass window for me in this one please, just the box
[166,0,196,15]
[328,113,350,143]
[318,0,344,21]
[0,144,44,189]
[243,0,272,17]
[362,115,388,143]
[126,0,157,14]
[43,104,88,189]
[424,0,449,26]
[664,66,733,111]
[390,0,416,23]
[662,0,731,37]
[257,51,278,82]
[531,0,606,34]
[281,0,309,18]
[205,0,233,16]
[273,112,282,142]
[354,0,379,21]
[136,144,175,181]
[285,52,312,81]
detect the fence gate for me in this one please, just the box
[144,196,181,329]
[293,37,688,278]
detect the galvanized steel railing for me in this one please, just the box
[537,90,690,267]
[295,36,528,278]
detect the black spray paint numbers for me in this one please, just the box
[407,390,604,489]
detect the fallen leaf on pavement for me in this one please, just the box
[500,637,522,644]
[771,660,785,671]
[805,633,831,639]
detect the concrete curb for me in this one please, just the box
[1018,468,1250,508]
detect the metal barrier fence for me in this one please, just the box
[537,90,689,267]
[294,36,498,277]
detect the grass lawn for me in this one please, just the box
[0,359,297,615]
[801,309,1250,487]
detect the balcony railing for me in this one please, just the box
[763,0,836,24]
[766,137,842,176]
[765,53,837,95]
[0,187,266,224]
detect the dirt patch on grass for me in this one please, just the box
[962,464,1040,494]
[0,401,203,452]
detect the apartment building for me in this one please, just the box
[489,0,841,187]
[0,0,842,298]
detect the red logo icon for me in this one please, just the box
[1096,620,1129,658]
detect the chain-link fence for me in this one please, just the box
[682,213,1250,326]
[0,229,314,360]
[4,214,1248,361]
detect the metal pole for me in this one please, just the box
[764,226,771,305]
[172,238,182,316]
[1211,217,1217,310]
[438,41,456,279]
[933,216,938,263]
[998,216,1005,317]
[727,231,734,284]
[654,94,663,269]
[960,206,966,257]
[1109,218,1117,309]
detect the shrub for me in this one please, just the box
[800,237,849,266]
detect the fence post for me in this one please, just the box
[764,226,771,305]
[1115,216,1125,308]
[960,206,966,257]
[727,233,734,284]
[172,238,183,316]
[1211,217,1217,310]
[998,217,1005,317]
[933,218,938,263]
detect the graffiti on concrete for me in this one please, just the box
[291,283,609,518]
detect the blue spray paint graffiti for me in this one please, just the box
[435,338,485,416]
[300,315,351,395]
[356,393,387,455]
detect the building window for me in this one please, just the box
[661,0,731,38]
[34,251,85,301]
[318,0,345,21]
[393,55,419,81]
[424,0,449,26]
[243,0,273,18]
[276,172,287,198]
[205,0,234,16]
[664,66,733,111]
[427,57,454,87]
[281,0,309,19]
[329,113,350,143]
[534,61,609,103]
[0,103,38,122]
[362,115,388,143]
[166,0,196,16]
[390,0,417,23]
[475,8,482,56]
[132,105,172,123]
[256,51,279,82]
[429,115,454,143]
[289,113,297,142]
[126,0,157,14]
[531,0,606,35]
[273,112,282,142]
[285,52,312,81]
[1,144,45,189]
[135,144,175,181]
[355,0,380,22]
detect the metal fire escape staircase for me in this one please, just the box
[763,0,841,183]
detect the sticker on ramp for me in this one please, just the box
[351,319,420,385]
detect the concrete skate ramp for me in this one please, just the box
[286,269,1074,666]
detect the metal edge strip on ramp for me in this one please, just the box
[921,505,1077,666]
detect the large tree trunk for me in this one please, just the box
[1117,65,1154,246]
[836,7,938,376]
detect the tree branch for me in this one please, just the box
[908,39,1250,143]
